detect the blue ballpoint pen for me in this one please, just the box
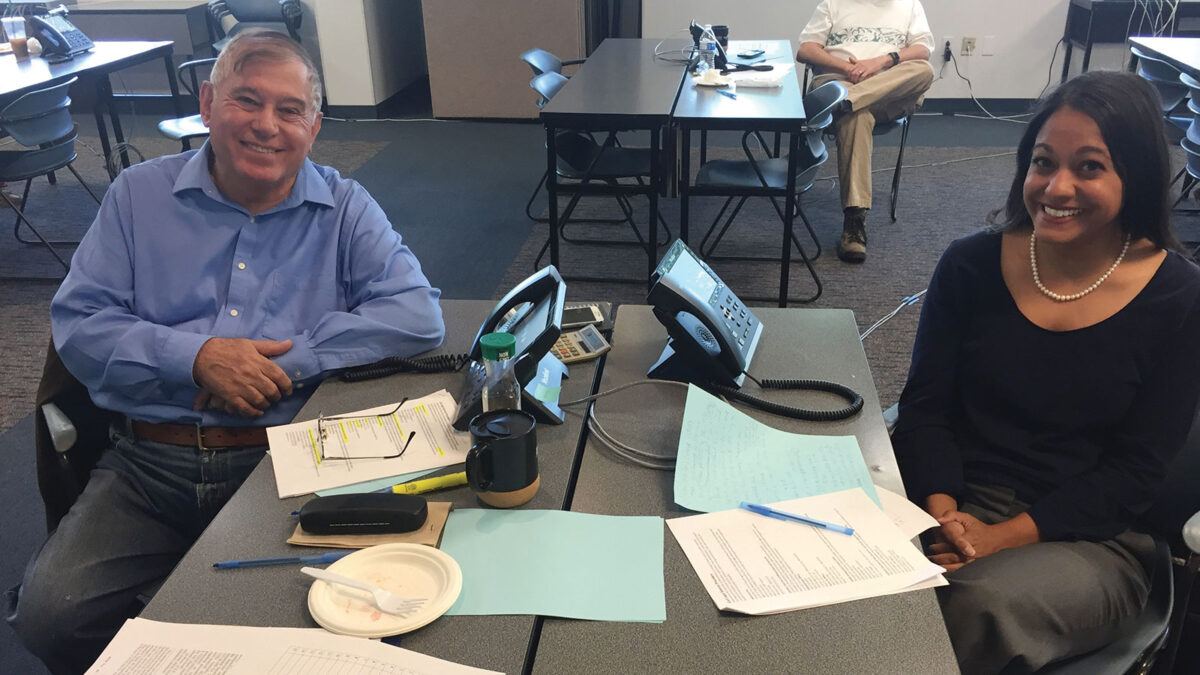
[716,88,737,100]
[739,501,855,536]
[213,550,353,569]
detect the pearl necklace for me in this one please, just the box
[1029,231,1131,302]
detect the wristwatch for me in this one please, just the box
[889,51,900,67]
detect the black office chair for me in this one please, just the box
[0,76,101,274]
[527,71,670,276]
[1039,407,1200,674]
[157,57,218,152]
[207,0,303,52]
[520,48,585,78]
[1131,45,1191,131]
[690,80,848,305]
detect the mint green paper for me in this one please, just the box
[674,385,880,512]
[314,469,436,496]
[440,509,665,622]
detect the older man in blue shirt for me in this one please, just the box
[6,30,444,674]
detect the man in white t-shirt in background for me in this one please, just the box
[797,0,934,262]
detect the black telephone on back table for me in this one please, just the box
[450,266,568,430]
[646,240,864,422]
[31,6,94,60]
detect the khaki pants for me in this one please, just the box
[812,60,934,211]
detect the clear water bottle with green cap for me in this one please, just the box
[480,332,521,412]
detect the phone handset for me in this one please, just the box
[661,310,744,388]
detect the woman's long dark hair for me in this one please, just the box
[989,70,1179,250]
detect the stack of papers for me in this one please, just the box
[87,618,499,674]
[267,390,469,498]
[668,489,945,615]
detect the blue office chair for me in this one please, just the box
[691,80,848,304]
[0,76,101,273]
[520,48,585,78]
[207,0,303,52]
[1131,45,1191,130]
[157,57,217,152]
[527,71,671,275]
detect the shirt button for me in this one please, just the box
[249,216,255,223]
[230,309,239,317]
[237,262,246,270]
[296,383,304,389]
[294,370,302,378]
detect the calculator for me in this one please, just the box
[552,324,611,363]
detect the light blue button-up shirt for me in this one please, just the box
[52,144,445,426]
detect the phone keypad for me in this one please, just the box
[718,294,756,349]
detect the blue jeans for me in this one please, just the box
[4,428,264,675]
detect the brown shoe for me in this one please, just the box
[837,207,867,263]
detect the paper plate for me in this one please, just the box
[307,543,462,638]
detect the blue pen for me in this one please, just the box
[716,88,737,100]
[213,550,353,569]
[739,501,855,536]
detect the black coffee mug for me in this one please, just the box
[466,409,540,508]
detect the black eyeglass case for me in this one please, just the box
[299,493,429,535]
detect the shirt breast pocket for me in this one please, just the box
[262,273,344,340]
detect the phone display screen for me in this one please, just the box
[667,248,718,301]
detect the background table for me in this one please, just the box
[1062,0,1200,81]
[674,39,811,307]
[1129,35,1200,77]
[0,41,180,177]
[539,38,689,282]
[141,299,603,675]
[532,305,958,674]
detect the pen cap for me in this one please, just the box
[299,493,428,535]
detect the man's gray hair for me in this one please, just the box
[210,28,323,115]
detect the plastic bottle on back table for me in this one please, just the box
[698,24,717,73]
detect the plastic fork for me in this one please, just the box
[300,566,425,616]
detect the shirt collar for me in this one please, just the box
[172,142,336,213]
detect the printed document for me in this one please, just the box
[667,488,945,615]
[674,385,879,513]
[268,390,470,498]
[86,618,500,675]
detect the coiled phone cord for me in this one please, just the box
[709,374,864,422]
[338,353,470,382]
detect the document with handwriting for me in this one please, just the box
[268,389,470,498]
[673,385,879,513]
[667,488,945,615]
[86,618,500,675]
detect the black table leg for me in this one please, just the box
[649,126,660,286]
[97,75,132,171]
[92,84,115,180]
[781,133,799,307]
[679,126,690,245]
[165,53,183,119]
[546,126,560,269]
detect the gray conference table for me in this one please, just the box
[141,299,603,674]
[1129,35,1200,77]
[532,305,958,674]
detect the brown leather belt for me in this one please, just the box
[130,420,268,449]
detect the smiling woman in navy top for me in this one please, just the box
[892,70,1200,673]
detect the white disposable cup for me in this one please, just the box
[2,16,26,41]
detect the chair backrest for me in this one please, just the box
[521,48,564,77]
[531,71,569,109]
[803,80,848,132]
[0,77,75,147]
[212,0,302,43]
[177,57,218,98]
[1131,46,1189,112]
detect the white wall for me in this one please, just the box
[311,0,426,108]
[641,0,1134,99]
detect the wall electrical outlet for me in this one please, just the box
[961,37,976,56]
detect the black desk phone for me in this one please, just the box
[450,266,568,430]
[31,7,94,60]
[647,239,763,388]
[647,240,863,421]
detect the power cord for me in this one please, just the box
[860,290,926,341]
